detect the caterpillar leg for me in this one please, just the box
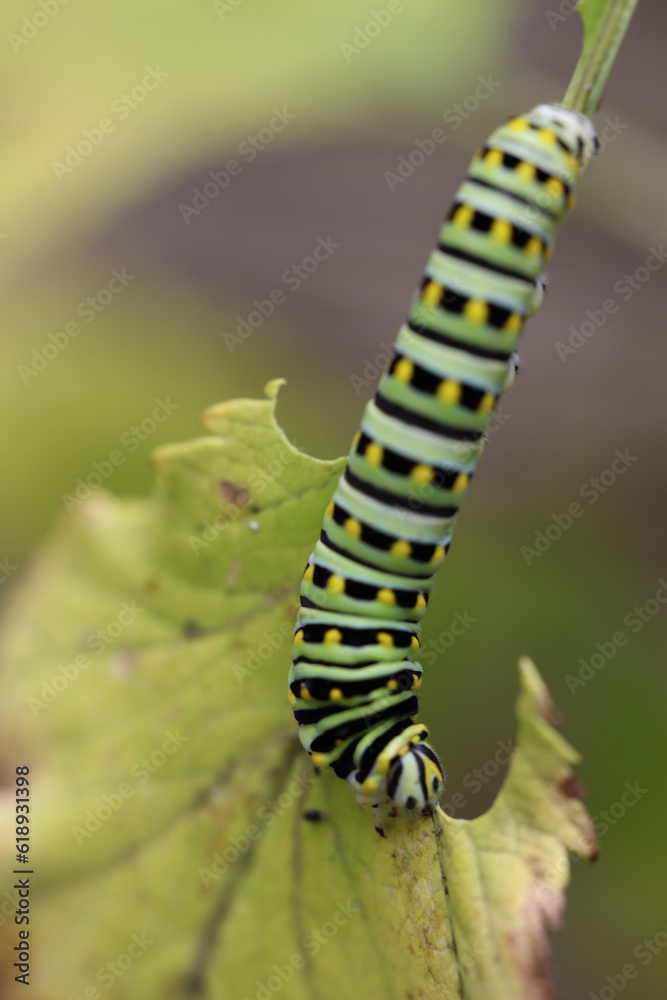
[529,273,547,316]
[501,352,520,394]
[372,801,392,837]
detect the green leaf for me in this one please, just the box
[0,386,596,999]
[439,657,598,998]
[563,0,640,116]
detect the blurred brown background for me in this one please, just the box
[1,1,665,996]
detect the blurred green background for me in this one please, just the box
[1,0,665,996]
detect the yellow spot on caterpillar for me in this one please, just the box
[546,177,564,198]
[414,594,427,612]
[377,631,394,647]
[344,517,362,539]
[504,312,523,334]
[431,545,446,563]
[326,574,345,595]
[386,678,399,691]
[303,565,315,583]
[452,204,474,228]
[491,219,513,244]
[311,752,324,766]
[525,236,543,256]
[517,161,536,182]
[324,628,342,645]
[326,501,335,518]
[329,688,343,701]
[375,746,394,771]
[566,154,580,175]
[377,588,396,607]
[537,128,556,145]
[464,298,489,324]
[412,673,422,689]
[288,690,296,704]
[508,117,528,131]
[294,629,305,644]
[452,472,468,492]
[352,431,361,449]
[411,463,434,485]
[478,392,495,413]
[567,193,576,211]
[362,777,380,792]
[365,441,383,466]
[394,357,414,384]
[485,148,503,167]
[437,379,462,405]
[300,683,312,701]
[391,539,412,559]
[422,280,442,306]
[410,635,420,650]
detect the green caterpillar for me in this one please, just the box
[288,104,597,833]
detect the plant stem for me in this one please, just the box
[563,0,640,117]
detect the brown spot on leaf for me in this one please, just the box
[224,559,242,586]
[109,652,135,678]
[559,775,585,800]
[220,480,249,507]
[183,621,203,639]
[537,688,563,725]
[579,828,601,863]
[303,809,326,823]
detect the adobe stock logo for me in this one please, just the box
[8,0,73,53]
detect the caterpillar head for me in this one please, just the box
[531,103,598,172]
[386,740,445,813]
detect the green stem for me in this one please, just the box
[562,0,640,117]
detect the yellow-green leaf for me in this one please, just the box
[439,658,598,999]
[0,386,596,999]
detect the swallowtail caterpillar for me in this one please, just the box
[288,105,597,833]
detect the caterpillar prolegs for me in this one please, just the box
[288,104,597,832]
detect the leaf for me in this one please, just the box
[0,385,596,999]
[439,658,598,999]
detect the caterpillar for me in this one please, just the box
[288,104,597,833]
